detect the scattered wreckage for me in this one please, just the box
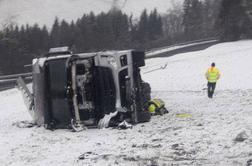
[17,47,167,131]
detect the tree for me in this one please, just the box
[183,0,203,41]
[200,0,222,38]
[76,13,95,51]
[50,17,61,46]
[0,9,169,74]
[93,12,114,50]
[59,20,75,47]
[216,0,249,41]
[162,1,184,42]
[41,25,50,51]
[148,8,163,40]
[137,9,149,43]
[28,24,46,54]
[109,10,130,48]
[244,0,252,37]
[0,36,24,74]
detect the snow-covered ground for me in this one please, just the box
[143,40,252,91]
[0,40,252,166]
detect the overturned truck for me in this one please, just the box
[18,47,151,131]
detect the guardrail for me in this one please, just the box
[0,73,32,91]
[0,72,32,80]
[146,38,218,53]
[146,38,219,58]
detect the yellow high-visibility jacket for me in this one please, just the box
[148,99,165,114]
[205,67,220,83]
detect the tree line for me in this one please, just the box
[0,9,163,74]
[0,0,252,75]
[164,0,252,42]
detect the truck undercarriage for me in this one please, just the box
[18,48,151,131]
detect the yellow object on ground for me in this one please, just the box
[176,113,192,118]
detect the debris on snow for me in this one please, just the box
[118,120,133,130]
[234,131,249,142]
[12,120,36,128]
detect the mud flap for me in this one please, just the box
[16,77,35,119]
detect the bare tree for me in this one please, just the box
[1,15,18,31]
[162,0,184,41]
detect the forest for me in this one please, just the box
[0,0,251,75]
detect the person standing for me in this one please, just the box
[205,63,221,98]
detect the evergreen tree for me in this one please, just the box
[29,24,45,54]
[41,25,50,51]
[0,31,24,74]
[201,0,222,38]
[183,0,203,41]
[93,12,114,50]
[51,17,61,46]
[59,20,75,47]
[148,8,163,40]
[0,9,168,74]
[217,0,248,41]
[85,12,97,51]
[245,0,252,37]
[137,9,149,43]
[109,10,130,48]
[77,14,93,51]
[72,24,85,52]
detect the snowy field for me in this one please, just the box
[0,40,252,166]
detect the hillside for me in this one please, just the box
[143,40,252,91]
[0,40,252,165]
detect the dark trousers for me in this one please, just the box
[207,82,216,98]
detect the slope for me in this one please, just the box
[142,40,252,91]
[0,40,251,165]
